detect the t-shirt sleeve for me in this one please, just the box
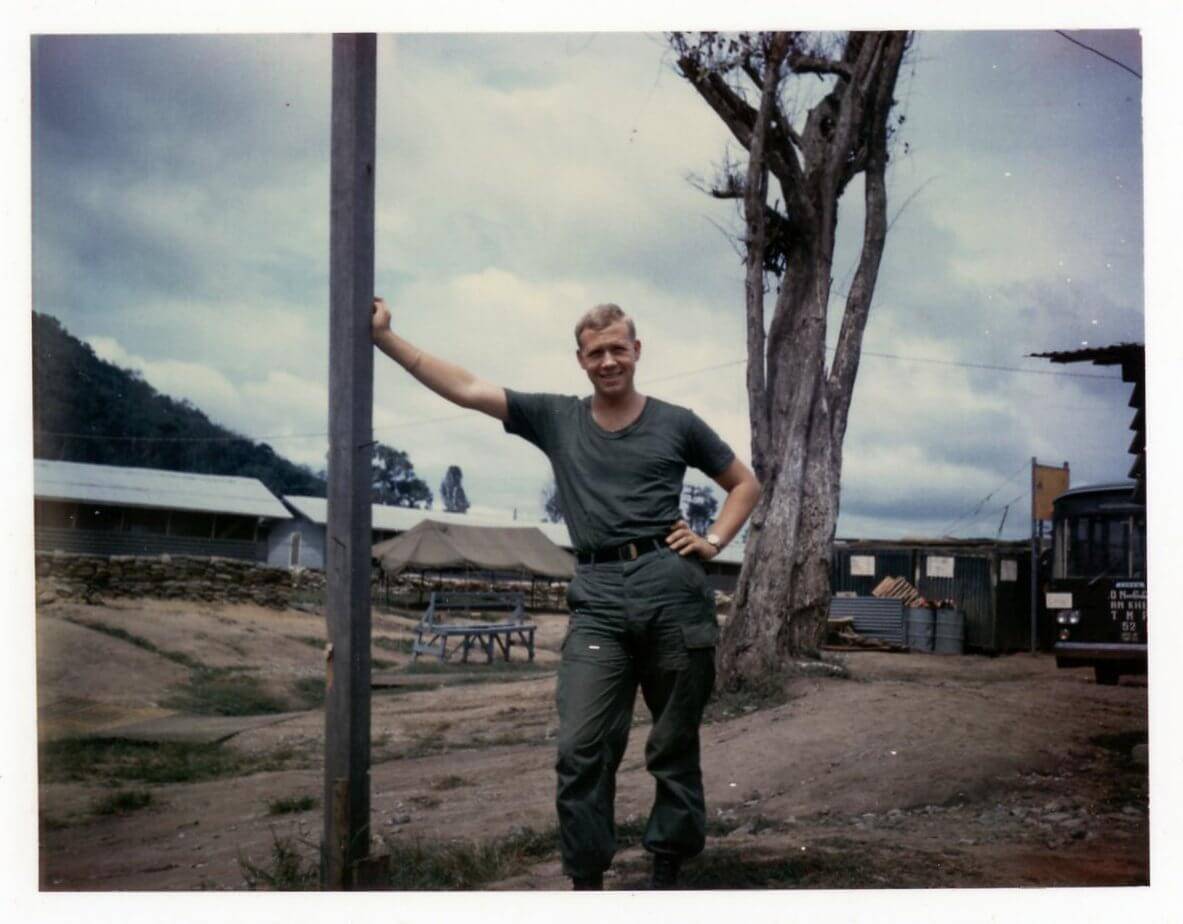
[684,411,736,478]
[502,389,560,452]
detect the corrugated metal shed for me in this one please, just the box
[831,538,1033,653]
[34,459,291,520]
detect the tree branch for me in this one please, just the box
[742,33,789,479]
[786,51,853,80]
[740,59,805,151]
[677,52,813,224]
[827,32,909,450]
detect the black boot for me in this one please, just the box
[648,854,681,890]
[572,872,603,891]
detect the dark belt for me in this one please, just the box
[577,535,667,565]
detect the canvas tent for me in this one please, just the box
[373,519,575,579]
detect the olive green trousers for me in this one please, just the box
[556,546,718,878]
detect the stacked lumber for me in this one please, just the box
[870,576,958,611]
[872,575,926,607]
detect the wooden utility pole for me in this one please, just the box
[1029,457,1038,655]
[322,32,377,890]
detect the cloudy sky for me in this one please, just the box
[29,25,1150,540]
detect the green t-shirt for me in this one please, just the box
[504,391,735,553]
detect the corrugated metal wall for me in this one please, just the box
[34,526,267,562]
[831,547,915,595]
[829,596,905,645]
[918,554,993,649]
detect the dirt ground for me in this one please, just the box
[35,597,1149,891]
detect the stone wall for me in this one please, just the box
[35,551,330,609]
[34,551,576,612]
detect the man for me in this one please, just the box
[371,298,760,889]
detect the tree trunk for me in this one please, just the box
[671,30,909,690]
[719,251,839,687]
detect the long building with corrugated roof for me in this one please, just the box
[34,459,292,562]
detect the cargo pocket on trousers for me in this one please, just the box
[681,620,719,650]
[679,620,718,707]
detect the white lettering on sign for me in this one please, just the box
[926,556,955,578]
[1046,592,1073,609]
[850,555,876,577]
[1000,559,1018,582]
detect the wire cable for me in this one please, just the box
[1054,30,1141,80]
[35,342,1125,446]
[937,461,1029,536]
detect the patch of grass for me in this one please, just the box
[431,774,470,791]
[371,825,558,889]
[290,635,325,650]
[401,734,446,760]
[67,617,203,669]
[239,830,320,890]
[1090,729,1148,756]
[267,795,318,816]
[92,788,154,816]
[236,825,559,891]
[164,666,290,716]
[290,676,325,710]
[374,636,415,654]
[39,736,309,785]
[616,837,965,890]
[403,659,552,683]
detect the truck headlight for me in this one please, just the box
[1056,610,1081,625]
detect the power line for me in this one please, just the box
[943,490,1028,539]
[649,346,1121,382]
[36,343,1124,447]
[1054,30,1141,80]
[854,347,1117,379]
[937,461,1029,536]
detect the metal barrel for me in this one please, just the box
[933,608,966,654]
[905,607,935,652]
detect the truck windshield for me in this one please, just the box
[1056,513,1146,580]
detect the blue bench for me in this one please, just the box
[412,591,536,664]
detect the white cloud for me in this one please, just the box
[37,30,1148,535]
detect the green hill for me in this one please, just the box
[32,312,327,497]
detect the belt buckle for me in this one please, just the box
[625,541,638,561]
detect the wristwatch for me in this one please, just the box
[705,532,723,553]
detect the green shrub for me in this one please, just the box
[267,795,318,816]
[92,788,154,815]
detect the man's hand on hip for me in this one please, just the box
[666,520,718,560]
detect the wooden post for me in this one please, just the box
[1029,456,1037,655]
[322,32,377,891]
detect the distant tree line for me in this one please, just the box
[32,312,436,507]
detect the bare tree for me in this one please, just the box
[671,31,910,688]
[682,484,719,535]
[440,464,470,513]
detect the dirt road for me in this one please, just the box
[36,598,1148,890]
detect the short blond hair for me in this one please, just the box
[574,303,636,349]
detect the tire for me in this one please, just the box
[1094,664,1120,686]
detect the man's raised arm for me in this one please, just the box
[371,297,509,421]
